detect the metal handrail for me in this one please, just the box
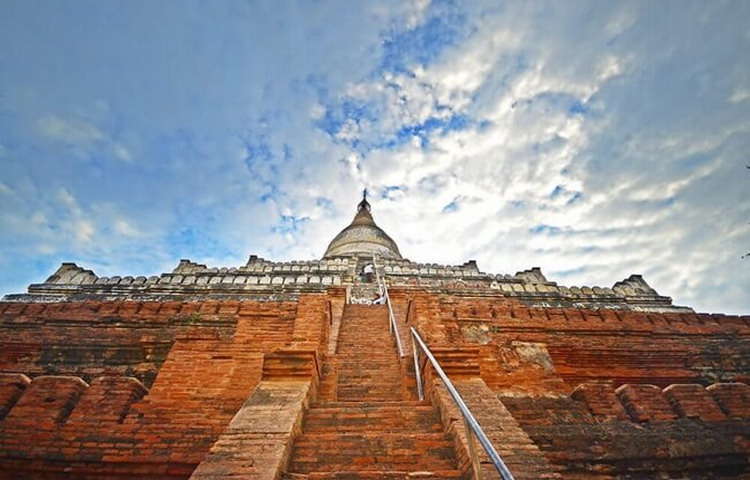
[372,257,405,358]
[411,327,515,480]
[371,264,513,479]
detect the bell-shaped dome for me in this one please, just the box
[323,194,402,259]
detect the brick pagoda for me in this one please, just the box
[1,195,748,479]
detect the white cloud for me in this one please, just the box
[404,0,431,29]
[74,219,95,244]
[37,114,104,145]
[57,188,77,208]
[285,1,749,314]
[729,88,750,104]
[114,218,141,237]
[112,143,133,163]
[35,112,135,163]
[604,6,637,37]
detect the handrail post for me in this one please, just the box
[389,296,394,334]
[465,420,481,480]
[372,257,404,358]
[412,334,424,401]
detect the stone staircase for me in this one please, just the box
[335,304,405,402]
[284,304,463,479]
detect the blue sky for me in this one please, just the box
[1,0,749,313]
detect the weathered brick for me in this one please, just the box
[707,382,750,418]
[0,373,31,419]
[571,382,628,420]
[4,375,88,426]
[616,384,678,422]
[67,376,147,424]
[0,286,748,479]
[663,384,726,421]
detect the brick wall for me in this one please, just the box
[501,382,750,477]
[0,301,239,386]
[0,293,338,479]
[401,290,750,478]
[404,293,750,389]
[1,288,748,479]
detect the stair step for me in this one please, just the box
[304,410,439,419]
[289,458,459,474]
[305,405,441,429]
[337,393,404,402]
[335,350,394,353]
[333,358,401,363]
[336,385,404,391]
[337,352,397,355]
[335,386,404,392]
[308,402,431,411]
[311,401,428,408]
[337,375,402,381]
[291,432,456,460]
[283,470,464,479]
[289,460,459,474]
[304,409,441,432]
[293,430,451,440]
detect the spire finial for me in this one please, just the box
[357,189,371,212]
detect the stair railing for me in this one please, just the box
[372,257,405,358]
[371,261,514,480]
[411,327,515,480]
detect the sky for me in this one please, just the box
[0,0,748,314]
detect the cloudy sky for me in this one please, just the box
[1,1,748,313]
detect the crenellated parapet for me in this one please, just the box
[490,275,683,312]
[613,274,658,296]
[172,258,208,274]
[3,256,692,313]
[380,258,481,277]
[245,253,351,270]
[11,258,351,302]
[43,262,98,285]
[382,261,687,312]
[513,267,548,283]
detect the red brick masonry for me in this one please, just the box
[1,291,749,479]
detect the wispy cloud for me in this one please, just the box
[0,0,748,313]
[37,114,105,145]
[36,112,134,162]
